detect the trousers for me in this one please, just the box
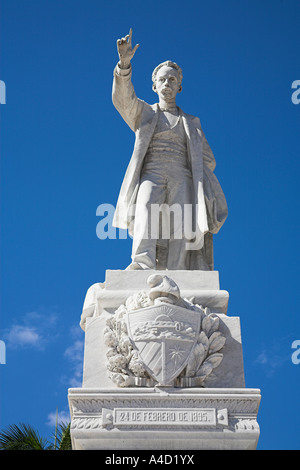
[131,156,193,270]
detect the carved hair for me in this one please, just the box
[152,60,183,92]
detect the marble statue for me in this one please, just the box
[112,29,228,270]
[68,32,261,451]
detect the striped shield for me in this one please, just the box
[127,303,201,386]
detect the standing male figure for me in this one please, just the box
[112,29,227,271]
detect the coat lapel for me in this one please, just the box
[113,103,159,231]
[181,109,208,240]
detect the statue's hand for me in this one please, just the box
[117,28,139,69]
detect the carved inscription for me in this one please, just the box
[114,408,216,426]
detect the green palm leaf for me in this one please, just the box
[52,422,72,450]
[0,423,50,450]
[0,421,72,450]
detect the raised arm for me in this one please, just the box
[112,29,143,132]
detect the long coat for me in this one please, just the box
[112,64,228,267]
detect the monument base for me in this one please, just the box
[68,387,261,450]
[69,269,261,449]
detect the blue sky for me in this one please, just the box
[0,0,299,450]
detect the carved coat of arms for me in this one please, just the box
[127,303,201,386]
[103,274,226,388]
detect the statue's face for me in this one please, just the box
[154,66,181,101]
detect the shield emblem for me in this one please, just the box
[127,303,201,386]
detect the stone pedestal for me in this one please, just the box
[68,387,261,450]
[68,270,261,450]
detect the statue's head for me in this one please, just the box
[152,61,183,99]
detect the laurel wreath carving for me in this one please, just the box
[177,305,226,387]
[103,292,226,388]
[103,292,155,387]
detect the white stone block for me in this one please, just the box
[70,269,260,450]
[68,387,261,450]
[82,313,245,389]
